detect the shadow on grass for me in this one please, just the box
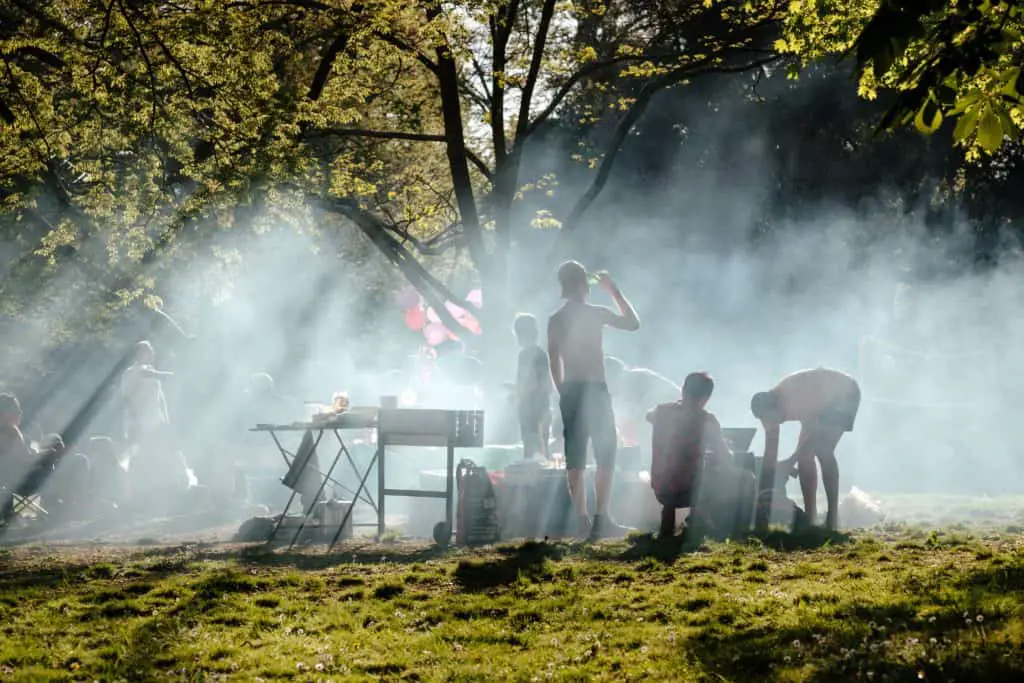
[685,601,1024,682]
[453,540,566,592]
[589,526,853,563]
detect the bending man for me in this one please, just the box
[750,368,861,530]
[548,261,640,539]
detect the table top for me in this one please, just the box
[251,413,379,432]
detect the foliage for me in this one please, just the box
[0,0,785,349]
[2,522,1024,680]
[780,0,1024,158]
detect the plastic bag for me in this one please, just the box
[839,486,885,529]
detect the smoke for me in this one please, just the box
[4,63,1023,543]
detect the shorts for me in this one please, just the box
[559,382,617,471]
[819,387,861,432]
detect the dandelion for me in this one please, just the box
[929,638,937,644]
[976,614,984,623]
[640,646,649,654]
[918,672,925,680]
[928,616,936,623]
[297,628,305,636]
[792,639,801,648]
[283,626,293,635]
[296,662,308,671]
[784,656,791,663]
[315,663,325,672]
[551,637,559,646]
[963,611,969,619]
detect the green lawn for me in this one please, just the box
[1,523,1023,682]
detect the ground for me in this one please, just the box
[1,496,1023,682]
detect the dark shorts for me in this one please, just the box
[559,382,617,471]
[819,387,861,432]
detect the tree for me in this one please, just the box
[780,0,1024,157]
[1,0,785,359]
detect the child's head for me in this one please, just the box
[513,313,538,347]
[682,372,715,407]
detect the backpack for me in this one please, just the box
[456,459,501,546]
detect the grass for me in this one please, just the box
[1,523,1023,682]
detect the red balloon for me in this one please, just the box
[404,306,426,331]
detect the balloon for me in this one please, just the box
[426,307,440,323]
[404,306,426,331]
[423,322,448,346]
[466,289,482,308]
[395,285,421,310]
[459,313,482,335]
[445,301,468,319]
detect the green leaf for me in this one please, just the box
[976,108,1003,153]
[952,107,981,142]
[913,97,943,134]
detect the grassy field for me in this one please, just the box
[2,517,1024,682]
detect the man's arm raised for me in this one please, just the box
[596,273,640,331]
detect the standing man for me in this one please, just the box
[750,368,861,531]
[121,341,177,496]
[548,261,640,539]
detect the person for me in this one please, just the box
[513,313,553,461]
[121,341,173,448]
[604,356,680,458]
[647,372,755,539]
[547,261,640,539]
[121,341,182,501]
[0,394,35,525]
[750,367,861,530]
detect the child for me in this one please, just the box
[647,372,735,538]
[513,314,552,461]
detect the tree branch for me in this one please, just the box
[309,127,494,182]
[372,30,438,74]
[323,198,472,333]
[307,29,353,101]
[562,56,777,232]
[514,0,556,145]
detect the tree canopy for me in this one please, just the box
[780,0,1024,157]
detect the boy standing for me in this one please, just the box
[514,314,552,461]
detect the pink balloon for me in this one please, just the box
[445,301,468,319]
[466,289,482,308]
[395,285,421,309]
[404,306,426,331]
[426,307,440,324]
[459,314,482,335]
[423,322,448,346]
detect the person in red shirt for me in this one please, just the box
[647,372,734,538]
[750,368,861,530]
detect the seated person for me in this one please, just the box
[0,394,34,498]
[648,372,754,538]
[751,367,861,530]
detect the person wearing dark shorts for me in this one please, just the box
[751,368,861,530]
[559,381,617,471]
[548,261,640,540]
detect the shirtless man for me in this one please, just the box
[750,368,861,530]
[547,261,640,539]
